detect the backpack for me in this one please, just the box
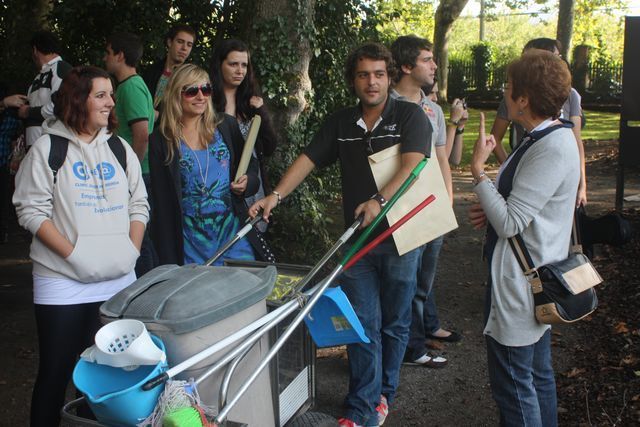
[48,134,127,183]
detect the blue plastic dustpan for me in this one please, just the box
[304,286,370,347]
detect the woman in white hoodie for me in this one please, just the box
[13,66,149,426]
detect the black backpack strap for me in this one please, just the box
[107,135,127,172]
[48,134,69,184]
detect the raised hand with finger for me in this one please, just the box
[471,112,496,184]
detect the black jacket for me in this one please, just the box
[141,57,165,98]
[149,114,273,265]
[251,105,278,193]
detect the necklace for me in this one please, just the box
[183,140,210,195]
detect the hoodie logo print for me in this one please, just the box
[72,162,116,181]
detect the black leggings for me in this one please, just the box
[31,302,102,427]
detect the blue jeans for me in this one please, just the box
[486,325,557,426]
[406,236,443,360]
[339,241,421,426]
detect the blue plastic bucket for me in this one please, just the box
[73,335,167,426]
[304,286,370,347]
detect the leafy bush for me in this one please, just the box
[471,42,494,94]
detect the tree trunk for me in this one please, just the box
[249,0,315,133]
[556,0,575,60]
[434,0,469,101]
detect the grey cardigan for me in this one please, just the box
[474,127,580,346]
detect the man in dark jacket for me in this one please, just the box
[142,24,195,116]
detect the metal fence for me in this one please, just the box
[448,58,623,104]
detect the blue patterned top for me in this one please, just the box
[179,130,255,265]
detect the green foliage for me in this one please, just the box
[374,0,435,45]
[471,42,493,93]
[265,117,340,263]
[253,0,378,263]
[573,0,627,62]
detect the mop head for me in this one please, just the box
[137,379,216,427]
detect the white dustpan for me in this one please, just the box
[81,319,166,370]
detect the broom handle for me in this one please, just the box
[204,215,264,266]
[344,194,435,270]
[341,156,428,264]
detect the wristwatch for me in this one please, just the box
[370,193,387,207]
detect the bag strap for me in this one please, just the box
[570,209,583,254]
[508,208,581,277]
[107,134,127,172]
[47,134,127,185]
[48,134,68,184]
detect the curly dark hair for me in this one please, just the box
[210,39,260,121]
[507,50,571,119]
[54,66,117,134]
[344,42,396,94]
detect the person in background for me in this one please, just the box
[143,24,196,119]
[210,39,277,227]
[104,31,157,277]
[18,31,72,147]
[489,37,587,207]
[390,35,458,369]
[249,42,431,427]
[424,81,468,166]
[149,64,270,266]
[13,66,149,426]
[0,86,25,243]
[469,50,578,426]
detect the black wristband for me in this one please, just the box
[370,193,387,207]
[455,127,465,135]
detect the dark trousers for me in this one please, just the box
[31,302,103,427]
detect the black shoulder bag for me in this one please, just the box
[508,216,602,324]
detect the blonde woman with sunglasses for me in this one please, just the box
[149,64,266,266]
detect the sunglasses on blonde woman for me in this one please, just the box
[181,84,213,98]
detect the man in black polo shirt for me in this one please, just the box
[250,42,432,427]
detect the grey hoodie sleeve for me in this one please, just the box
[13,138,55,235]
[121,137,150,224]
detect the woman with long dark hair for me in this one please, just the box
[210,39,277,215]
[149,64,270,265]
[13,66,149,426]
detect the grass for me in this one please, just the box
[446,108,620,168]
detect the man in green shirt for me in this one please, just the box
[104,32,154,175]
[104,31,156,276]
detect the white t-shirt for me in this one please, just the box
[33,271,136,305]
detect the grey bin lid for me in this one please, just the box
[100,264,276,334]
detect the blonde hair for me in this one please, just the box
[159,64,221,163]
